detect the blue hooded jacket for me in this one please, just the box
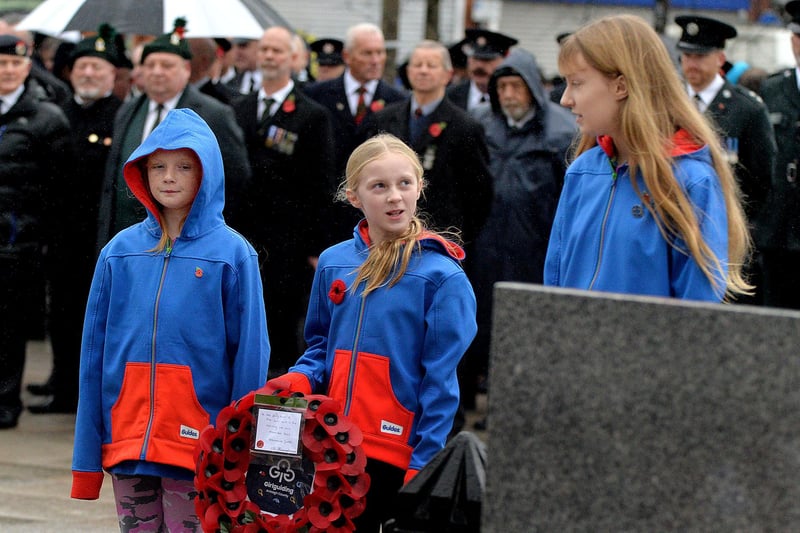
[544,131,729,302]
[72,108,270,500]
[279,221,477,474]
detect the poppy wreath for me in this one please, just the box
[193,380,369,532]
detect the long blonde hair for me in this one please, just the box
[558,14,752,300]
[338,134,441,296]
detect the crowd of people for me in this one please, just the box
[2,5,800,531]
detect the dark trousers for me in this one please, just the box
[353,458,405,533]
[762,248,800,310]
[0,249,38,409]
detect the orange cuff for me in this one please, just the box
[71,470,104,500]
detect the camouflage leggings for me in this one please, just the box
[111,474,200,532]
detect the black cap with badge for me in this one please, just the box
[0,34,28,57]
[675,15,737,53]
[309,38,343,66]
[463,29,518,60]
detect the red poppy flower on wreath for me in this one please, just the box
[328,279,346,304]
[429,121,447,138]
[282,94,296,113]
[370,99,385,112]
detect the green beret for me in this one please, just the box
[142,17,192,62]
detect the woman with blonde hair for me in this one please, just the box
[268,133,477,531]
[544,14,752,301]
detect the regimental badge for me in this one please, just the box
[264,125,299,155]
[15,41,26,56]
[687,22,699,35]
[323,42,334,54]
[87,133,99,143]
[95,38,106,52]
[422,145,437,170]
[171,33,180,46]
[336,102,345,111]
[477,36,487,46]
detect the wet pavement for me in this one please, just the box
[0,340,118,532]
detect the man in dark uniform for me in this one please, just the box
[309,38,345,82]
[759,0,800,309]
[303,22,405,243]
[0,34,75,428]
[446,28,517,114]
[28,25,125,413]
[676,14,776,305]
[98,18,250,248]
[233,26,335,375]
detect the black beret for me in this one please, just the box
[310,38,343,66]
[0,34,28,57]
[675,15,737,53]
[463,29,517,60]
[70,23,120,67]
[142,17,192,62]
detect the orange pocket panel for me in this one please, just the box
[110,362,153,444]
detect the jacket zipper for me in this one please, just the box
[344,295,367,415]
[140,241,172,459]
[588,162,619,290]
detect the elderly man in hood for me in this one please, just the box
[466,48,576,422]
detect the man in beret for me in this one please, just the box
[446,28,518,114]
[758,0,800,309]
[28,25,126,414]
[0,34,75,428]
[309,38,345,82]
[676,14,776,305]
[97,18,250,247]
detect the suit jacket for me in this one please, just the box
[98,86,251,247]
[445,80,470,111]
[760,69,800,251]
[302,75,406,242]
[232,87,335,259]
[302,74,406,174]
[703,80,776,226]
[363,97,492,249]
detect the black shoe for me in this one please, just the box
[27,398,77,414]
[26,380,55,396]
[0,406,21,429]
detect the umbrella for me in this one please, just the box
[16,0,291,39]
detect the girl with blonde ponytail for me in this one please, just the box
[268,133,478,532]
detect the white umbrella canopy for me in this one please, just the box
[16,0,292,38]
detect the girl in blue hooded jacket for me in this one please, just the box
[545,15,752,302]
[71,108,270,531]
[269,133,477,532]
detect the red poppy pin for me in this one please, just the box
[429,121,447,138]
[329,279,346,304]
[195,267,204,278]
[282,94,296,113]
[370,99,385,112]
